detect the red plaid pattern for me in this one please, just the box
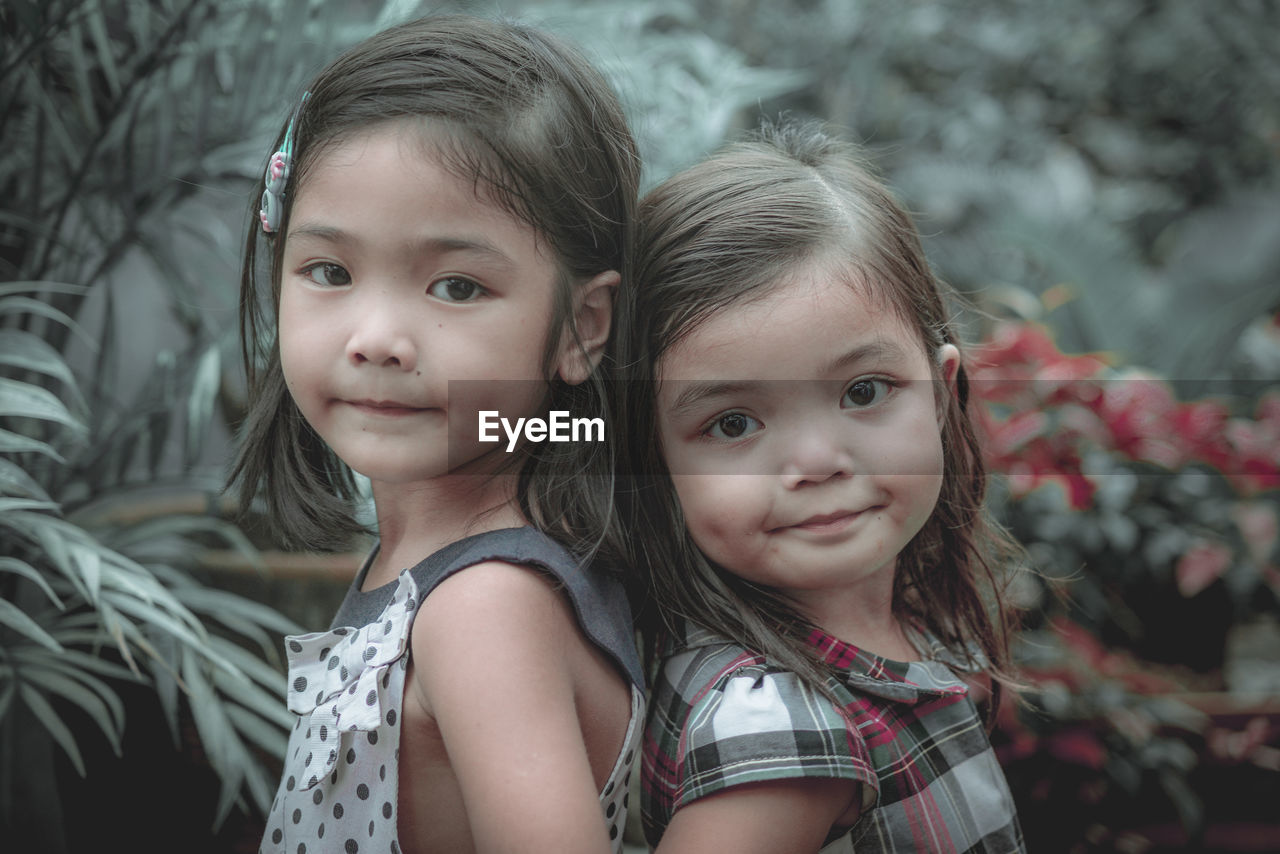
[642,623,1025,853]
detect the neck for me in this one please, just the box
[363,473,526,589]
[789,564,918,662]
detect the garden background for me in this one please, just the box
[2,0,1277,851]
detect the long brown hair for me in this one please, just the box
[614,120,1019,697]
[229,15,639,555]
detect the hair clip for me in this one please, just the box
[259,92,310,234]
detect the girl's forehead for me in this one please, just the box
[286,121,558,274]
[301,120,511,216]
[658,271,928,380]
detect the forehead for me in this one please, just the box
[658,266,927,382]
[288,120,551,264]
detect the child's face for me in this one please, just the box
[655,268,959,620]
[277,122,565,486]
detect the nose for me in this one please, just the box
[780,417,855,489]
[345,289,417,371]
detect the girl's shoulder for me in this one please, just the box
[642,624,878,843]
[338,526,643,690]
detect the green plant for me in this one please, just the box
[0,283,300,839]
[971,319,1280,849]
[0,0,383,845]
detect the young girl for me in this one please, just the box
[230,16,644,854]
[616,122,1025,852]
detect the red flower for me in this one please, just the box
[1175,539,1233,597]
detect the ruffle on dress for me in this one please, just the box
[282,571,419,790]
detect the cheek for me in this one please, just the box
[671,475,766,561]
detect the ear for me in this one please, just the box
[937,342,961,393]
[555,269,619,386]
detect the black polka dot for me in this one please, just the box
[293,676,308,692]
[286,776,296,791]
[382,670,391,689]
[297,845,306,854]
[304,752,312,767]
[331,770,338,785]
[306,728,312,739]
[346,748,357,764]
[405,598,415,611]
[272,828,283,844]
[367,731,379,746]
[292,808,302,824]
[341,666,350,681]
[368,820,375,836]
[320,646,331,659]
[320,725,328,742]
[609,823,618,840]
[318,822,325,838]
[392,842,401,854]
[623,792,630,807]
[333,802,344,819]
[334,628,349,636]
[328,749,336,764]
[308,775,317,788]
[328,656,340,671]
[382,801,392,819]
[606,802,616,818]
[289,640,303,653]
[348,683,358,696]
[383,620,393,635]
[365,689,377,706]
[624,749,634,764]
[345,839,359,854]
[312,788,323,805]
[316,690,325,705]
[378,764,386,781]
[386,709,396,726]
[364,646,376,661]
[357,783,369,800]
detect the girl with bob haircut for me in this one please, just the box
[615,121,1025,852]
[231,15,644,854]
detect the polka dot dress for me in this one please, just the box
[260,570,644,854]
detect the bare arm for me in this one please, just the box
[656,777,862,854]
[410,561,611,854]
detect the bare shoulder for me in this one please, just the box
[408,560,590,695]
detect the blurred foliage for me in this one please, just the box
[679,0,1280,389]
[0,0,362,846]
[972,320,1280,851]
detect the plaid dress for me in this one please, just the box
[642,623,1025,853]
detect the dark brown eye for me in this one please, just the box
[842,379,889,408]
[428,277,484,302]
[706,412,761,440]
[302,263,351,287]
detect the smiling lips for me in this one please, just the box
[345,398,432,416]
[775,508,877,535]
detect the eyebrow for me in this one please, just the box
[667,380,757,418]
[286,224,516,267]
[820,340,911,375]
[665,341,914,418]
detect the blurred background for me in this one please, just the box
[2,0,1277,851]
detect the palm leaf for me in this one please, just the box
[17,684,85,776]
[0,598,63,653]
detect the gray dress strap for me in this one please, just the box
[331,526,643,690]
